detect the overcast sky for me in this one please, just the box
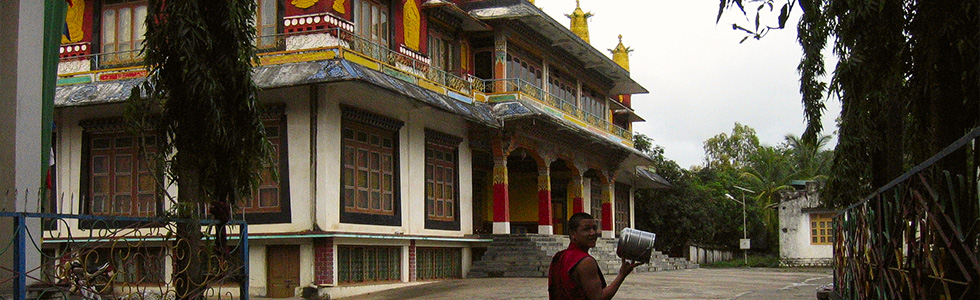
[532,0,841,169]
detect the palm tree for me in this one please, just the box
[783,134,833,182]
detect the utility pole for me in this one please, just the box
[727,185,754,266]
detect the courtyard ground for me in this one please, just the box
[337,267,833,299]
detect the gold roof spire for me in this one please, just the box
[565,0,593,43]
[609,34,633,72]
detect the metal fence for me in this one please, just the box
[1,211,248,300]
[833,127,980,299]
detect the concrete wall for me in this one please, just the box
[315,82,474,237]
[778,191,833,267]
[1,0,45,293]
[687,245,735,265]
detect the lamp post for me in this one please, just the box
[726,185,754,266]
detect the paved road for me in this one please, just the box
[341,268,833,300]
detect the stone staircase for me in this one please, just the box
[467,234,698,278]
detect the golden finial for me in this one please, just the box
[565,0,593,43]
[609,34,633,72]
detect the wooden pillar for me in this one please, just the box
[537,164,553,235]
[491,138,511,234]
[493,31,507,92]
[601,176,615,239]
[569,175,584,214]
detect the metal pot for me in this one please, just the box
[617,228,656,263]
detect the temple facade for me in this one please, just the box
[47,0,666,297]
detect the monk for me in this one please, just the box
[548,212,643,300]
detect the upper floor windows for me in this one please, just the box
[580,89,606,119]
[548,68,575,104]
[506,51,542,89]
[256,0,279,49]
[428,29,458,73]
[354,0,389,47]
[101,0,147,63]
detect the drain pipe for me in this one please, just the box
[309,84,319,229]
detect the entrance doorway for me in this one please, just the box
[266,245,300,298]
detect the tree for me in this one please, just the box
[129,0,273,298]
[702,122,760,170]
[781,133,832,181]
[717,0,978,207]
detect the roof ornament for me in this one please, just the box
[565,0,594,43]
[609,34,633,72]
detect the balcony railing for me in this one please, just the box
[483,78,633,143]
[278,27,486,95]
[58,27,485,97]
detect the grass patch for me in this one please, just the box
[700,254,780,268]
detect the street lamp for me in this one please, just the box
[726,185,754,266]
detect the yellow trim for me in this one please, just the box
[418,79,445,93]
[343,50,381,70]
[259,50,336,65]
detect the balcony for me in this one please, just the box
[55,27,632,147]
[483,78,634,146]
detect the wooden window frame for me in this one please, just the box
[337,245,401,285]
[100,0,147,64]
[354,0,390,47]
[84,129,161,218]
[340,107,403,226]
[255,0,281,50]
[810,213,833,245]
[424,130,461,230]
[416,247,461,280]
[235,109,292,225]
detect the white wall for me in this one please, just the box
[1,1,48,290]
[316,82,473,237]
[778,193,833,266]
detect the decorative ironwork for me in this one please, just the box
[833,127,980,299]
[1,210,249,300]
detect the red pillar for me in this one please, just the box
[492,156,510,234]
[570,176,584,213]
[537,165,553,234]
[601,180,615,238]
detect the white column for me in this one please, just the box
[1,0,45,291]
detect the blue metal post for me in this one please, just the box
[14,214,26,300]
[240,224,249,300]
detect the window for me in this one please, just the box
[548,68,576,104]
[340,107,403,225]
[428,30,458,72]
[355,0,389,47]
[614,183,630,234]
[417,247,461,280]
[337,246,401,284]
[101,0,147,63]
[85,130,159,217]
[424,130,461,229]
[589,178,602,227]
[239,113,288,216]
[256,0,279,49]
[810,213,833,245]
[580,88,606,122]
[506,50,542,90]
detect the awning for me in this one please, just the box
[422,0,492,32]
[56,59,501,127]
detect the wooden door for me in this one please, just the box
[266,245,300,298]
